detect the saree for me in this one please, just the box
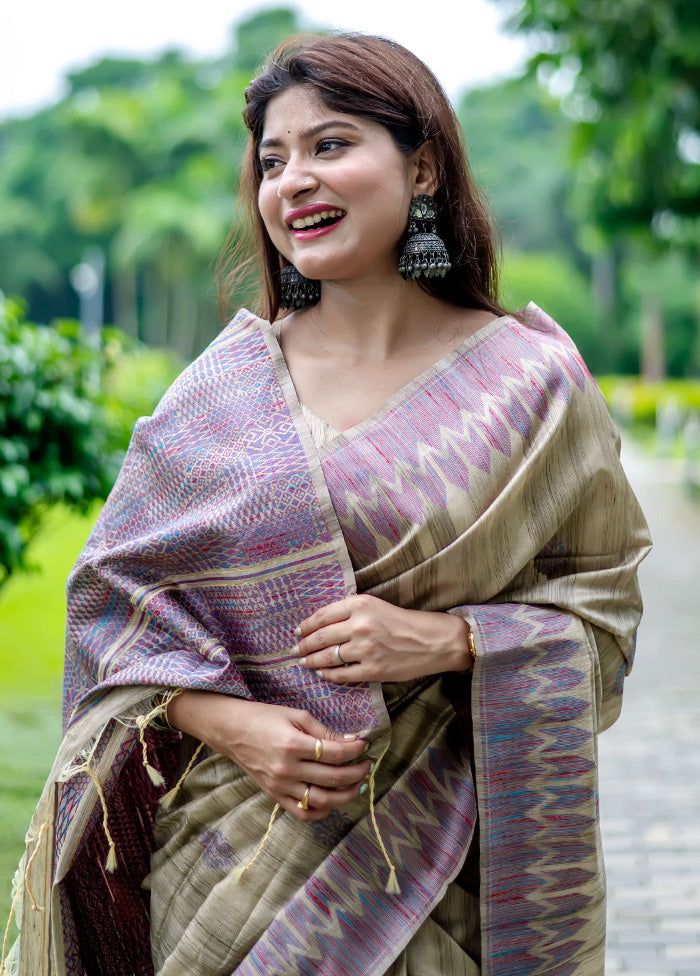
[7,303,650,976]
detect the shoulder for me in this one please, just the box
[461,302,615,444]
[492,301,604,406]
[151,309,270,418]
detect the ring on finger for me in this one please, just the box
[297,785,311,810]
[314,738,323,762]
[334,643,349,667]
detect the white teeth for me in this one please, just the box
[290,209,345,229]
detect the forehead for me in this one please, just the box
[260,85,365,141]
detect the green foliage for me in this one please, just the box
[0,296,180,585]
[500,250,605,367]
[596,376,700,427]
[458,76,578,258]
[232,8,304,72]
[621,250,700,377]
[0,8,307,358]
[496,0,700,247]
[102,342,184,444]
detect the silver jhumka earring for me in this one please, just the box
[279,265,321,309]
[398,194,452,280]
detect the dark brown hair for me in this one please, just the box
[217,32,504,322]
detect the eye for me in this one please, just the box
[316,138,348,154]
[259,155,283,173]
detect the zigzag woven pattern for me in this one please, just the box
[16,304,649,976]
[63,311,380,737]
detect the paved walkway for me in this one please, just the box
[601,439,700,974]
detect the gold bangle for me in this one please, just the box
[467,628,476,661]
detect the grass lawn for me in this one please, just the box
[0,504,100,924]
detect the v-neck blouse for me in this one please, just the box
[269,314,508,451]
[271,320,342,449]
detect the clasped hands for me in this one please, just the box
[167,595,470,824]
[294,593,472,683]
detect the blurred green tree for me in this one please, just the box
[232,7,304,72]
[491,0,700,376]
[459,76,577,259]
[0,8,305,358]
[496,0,700,242]
[0,294,182,586]
[0,296,119,586]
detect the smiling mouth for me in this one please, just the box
[289,209,346,230]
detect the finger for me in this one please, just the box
[299,758,371,789]
[304,736,369,766]
[296,623,349,658]
[290,710,368,760]
[317,665,367,685]
[301,782,366,813]
[278,795,323,822]
[300,641,355,672]
[296,598,353,638]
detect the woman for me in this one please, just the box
[8,33,650,976]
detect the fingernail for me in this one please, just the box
[362,740,370,753]
[294,625,302,638]
[359,783,368,795]
[298,657,307,666]
[369,762,375,773]
[343,733,359,740]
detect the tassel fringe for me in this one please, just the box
[159,741,205,811]
[367,739,402,895]
[134,689,183,789]
[0,818,52,975]
[81,766,118,872]
[135,714,166,788]
[62,729,117,874]
[23,820,50,912]
[231,803,281,884]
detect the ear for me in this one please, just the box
[409,140,439,197]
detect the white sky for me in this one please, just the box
[0,0,529,120]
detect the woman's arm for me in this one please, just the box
[167,691,371,821]
[293,594,474,683]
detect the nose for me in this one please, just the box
[276,154,319,200]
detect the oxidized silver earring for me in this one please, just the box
[398,194,451,280]
[279,265,321,309]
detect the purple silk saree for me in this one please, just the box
[12,305,650,976]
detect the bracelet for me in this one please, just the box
[467,627,476,661]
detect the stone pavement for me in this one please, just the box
[600,438,700,975]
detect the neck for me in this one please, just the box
[301,273,453,360]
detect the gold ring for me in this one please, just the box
[314,739,323,761]
[297,785,311,810]
[334,643,348,666]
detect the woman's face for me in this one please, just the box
[257,85,430,284]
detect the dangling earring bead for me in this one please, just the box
[279,265,321,309]
[398,194,451,281]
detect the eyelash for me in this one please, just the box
[259,138,349,173]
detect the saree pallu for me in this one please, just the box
[10,304,650,976]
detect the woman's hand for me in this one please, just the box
[295,594,472,684]
[167,692,371,822]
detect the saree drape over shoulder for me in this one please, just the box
[9,304,650,976]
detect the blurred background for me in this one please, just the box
[1,2,699,969]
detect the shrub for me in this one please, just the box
[0,295,182,585]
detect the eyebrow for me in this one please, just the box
[259,120,361,152]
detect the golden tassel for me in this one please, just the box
[366,739,402,895]
[135,714,166,788]
[231,803,281,884]
[159,741,205,811]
